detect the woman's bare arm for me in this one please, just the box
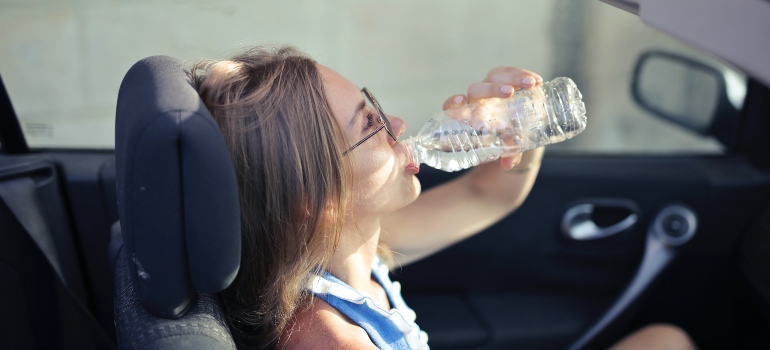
[381,146,542,265]
[381,66,546,266]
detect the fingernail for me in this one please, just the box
[536,77,543,84]
[500,85,513,95]
[453,95,464,104]
[522,76,535,85]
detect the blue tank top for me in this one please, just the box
[307,257,429,350]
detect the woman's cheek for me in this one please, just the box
[358,145,395,177]
[350,148,398,208]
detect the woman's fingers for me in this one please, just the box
[442,94,466,111]
[485,66,543,87]
[446,67,543,107]
[467,82,515,104]
[438,66,543,171]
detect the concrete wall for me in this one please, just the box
[0,0,729,153]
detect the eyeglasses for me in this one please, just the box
[343,87,398,156]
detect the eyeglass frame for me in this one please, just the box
[342,87,398,156]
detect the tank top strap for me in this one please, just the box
[307,257,429,349]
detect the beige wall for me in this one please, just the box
[0,0,553,148]
[0,0,730,153]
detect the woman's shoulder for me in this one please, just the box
[276,296,377,350]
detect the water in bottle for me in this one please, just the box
[403,77,587,172]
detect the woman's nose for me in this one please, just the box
[388,115,406,146]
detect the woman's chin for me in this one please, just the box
[408,175,422,201]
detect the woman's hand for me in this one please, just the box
[381,66,546,265]
[441,66,544,170]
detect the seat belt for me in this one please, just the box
[0,176,65,284]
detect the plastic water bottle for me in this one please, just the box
[403,77,587,172]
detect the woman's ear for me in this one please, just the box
[321,200,340,226]
[296,197,339,226]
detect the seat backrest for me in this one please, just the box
[113,55,241,349]
[114,243,236,350]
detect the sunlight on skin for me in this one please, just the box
[319,64,420,221]
[350,150,400,215]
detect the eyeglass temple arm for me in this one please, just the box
[342,124,386,156]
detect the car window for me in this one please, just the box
[0,0,746,152]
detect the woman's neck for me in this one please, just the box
[327,216,381,295]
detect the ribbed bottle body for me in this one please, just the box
[404,77,586,172]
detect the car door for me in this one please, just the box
[0,75,117,348]
[401,152,770,349]
[394,22,770,350]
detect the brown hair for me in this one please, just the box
[190,46,349,349]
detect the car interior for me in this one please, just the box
[2,1,770,349]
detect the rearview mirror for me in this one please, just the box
[632,51,740,148]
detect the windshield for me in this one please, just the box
[0,0,746,152]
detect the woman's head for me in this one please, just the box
[191,46,420,348]
[192,46,348,348]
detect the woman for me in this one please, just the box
[191,46,695,350]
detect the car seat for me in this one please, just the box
[113,55,241,350]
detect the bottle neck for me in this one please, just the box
[402,136,422,165]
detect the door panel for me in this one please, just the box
[51,152,118,338]
[399,155,770,349]
[0,154,115,349]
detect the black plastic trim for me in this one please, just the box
[0,74,29,154]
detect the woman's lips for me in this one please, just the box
[403,144,419,174]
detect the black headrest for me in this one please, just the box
[115,56,241,318]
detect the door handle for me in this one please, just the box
[567,204,698,350]
[562,203,638,240]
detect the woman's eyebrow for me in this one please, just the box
[348,100,366,128]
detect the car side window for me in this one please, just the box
[542,3,746,155]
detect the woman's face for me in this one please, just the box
[319,65,421,219]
